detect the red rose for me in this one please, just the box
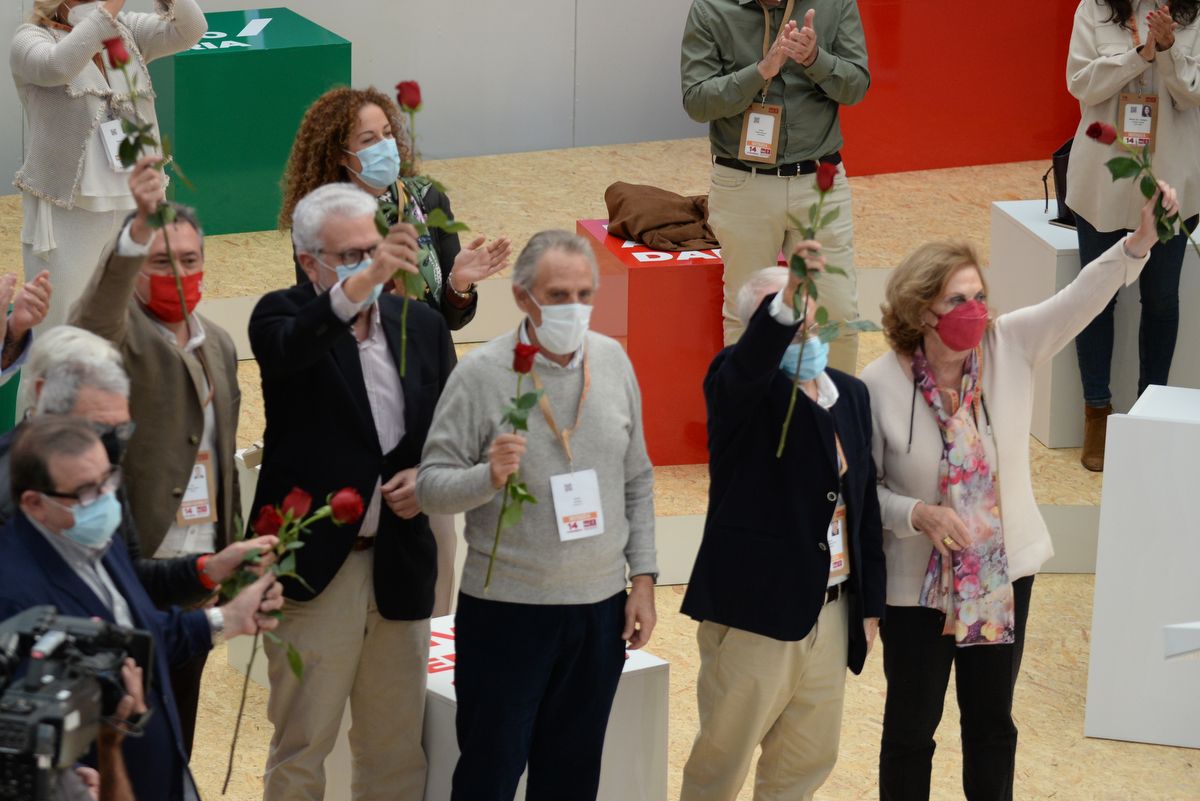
[513,342,539,374]
[816,162,838,193]
[252,505,284,537]
[102,37,130,69]
[330,488,365,526]
[1086,121,1118,145]
[281,487,312,520]
[395,81,422,112]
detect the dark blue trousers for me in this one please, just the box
[450,590,626,801]
[1074,213,1197,407]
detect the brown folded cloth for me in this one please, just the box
[604,181,720,252]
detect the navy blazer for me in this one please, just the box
[249,284,454,620]
[681,296,886,673]
[0,513,212,801]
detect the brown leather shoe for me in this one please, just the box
[1081,404,1113,472]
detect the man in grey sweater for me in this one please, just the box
[417,229,658,801]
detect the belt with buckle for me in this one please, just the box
[352,536,376,552]
[824,584,842,605]
[714,151,842,177]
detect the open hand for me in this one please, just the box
[795,9,818,67]
[449,235,511,291]
[8,271,52,342]
[757,20,802,81]
[1148,6,1176,51]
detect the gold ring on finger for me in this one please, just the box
[942,537,954,547]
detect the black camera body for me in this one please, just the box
[0,607,153,801]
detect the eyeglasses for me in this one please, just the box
[41,465,123,508]
[93,421,136,444]
[316,245,379,267]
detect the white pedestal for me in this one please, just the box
[988,200,1200,448]
[1084,385,1200,749]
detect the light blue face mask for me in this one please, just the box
[780,336,829,381]
[58,491,122,550]
[320,257,383,306]
[346,138,400,190]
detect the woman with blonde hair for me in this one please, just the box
[280,86,510,333]
[10,0,205,328]
[860,183,1179,801]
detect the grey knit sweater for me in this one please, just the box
[417,328,657,604]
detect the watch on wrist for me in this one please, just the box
[206,607,226,644]
[448,279,477,299]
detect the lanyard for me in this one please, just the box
[530,353,591,469]
[760,0,798,100]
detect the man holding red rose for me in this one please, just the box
[681,0,869,373]
[249,182,454,801]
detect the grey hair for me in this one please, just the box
[512,230,600,292]
[291,183,379,256]
[36,358,131,415]
[20,326,123,409]
[163,203,205,251]
[735,266,789,324]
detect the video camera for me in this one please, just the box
[0,606,153,801]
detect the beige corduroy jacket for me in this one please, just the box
[10,0,205,207]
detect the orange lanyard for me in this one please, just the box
[759,0,798,99]
[1129,15,1142,48]
[531,353,591,468]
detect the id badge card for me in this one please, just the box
[740,103,782,165]
[550,469,605,542]
[98,119,134,173]
[1119,93,1157,152]
[827,506,850,580]
[177,450,218,526]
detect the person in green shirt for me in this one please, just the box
[681,0,870,373]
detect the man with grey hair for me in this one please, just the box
[250,182,452,801]
[0,325,275,609]
[70,155,243,754]
[417,229,658,801]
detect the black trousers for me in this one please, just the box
[450,590,627,801]
[878,575,1034,801]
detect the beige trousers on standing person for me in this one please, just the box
[680,595,850,801]
[263,549,430,801]
[428,513,457,617]
[707,163,860,374]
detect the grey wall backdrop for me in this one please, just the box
[2,0,706,195]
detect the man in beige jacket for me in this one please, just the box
[70,155,241,755]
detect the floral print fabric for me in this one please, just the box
[912,348,1015,647]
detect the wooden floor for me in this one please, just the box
[4,139,1192,798]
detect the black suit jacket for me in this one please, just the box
[681,296,886,673]
[0,514,212,801]
[248,285,454,620]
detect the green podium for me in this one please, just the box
[149,8,351,235]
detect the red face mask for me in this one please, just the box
[144,271,203,323]
[934,299,988,352]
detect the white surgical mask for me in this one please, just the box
[67,1,102,27]
[530,299,592,356]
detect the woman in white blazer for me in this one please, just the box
[10,0,205,327]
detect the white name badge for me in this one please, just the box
[98,119,134,173]
[177,450,217,526]
[550,469,605,542]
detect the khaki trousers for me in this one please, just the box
[707,163,860,373]
[263,549,430,801]
[680,595,850,801]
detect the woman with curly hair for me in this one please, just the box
[1065,0,1200,470]
[280,85,511,332]
[861,183,1179,801]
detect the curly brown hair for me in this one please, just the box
[881,240,989,355]
[278,86,416,229]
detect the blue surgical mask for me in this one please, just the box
[320,257,383,306]
[780,336,829,381]
[346,138,400,190]
[59,492,122,550]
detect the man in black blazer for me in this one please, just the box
[250,183,454,801]
[680,250,886,801]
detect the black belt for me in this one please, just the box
[824,584,843,605]
[714,152,842,177]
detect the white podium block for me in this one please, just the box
[989,201,1200,448]
[1164,622,1200,661]
[1085,385,1200,748]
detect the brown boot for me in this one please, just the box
[1081,404,1113,472]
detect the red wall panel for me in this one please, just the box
[840,0,1081,175]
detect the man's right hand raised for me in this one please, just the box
[343,222,421,304]
[127,156,166,246]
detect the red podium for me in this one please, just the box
[577,220,724,466]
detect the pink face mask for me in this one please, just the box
[934,299,989,352]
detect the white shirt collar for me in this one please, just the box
[147,309,207,353]
[814,371,839,410]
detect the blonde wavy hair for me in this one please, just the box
[278,86,415,229]
[881,240,989,355]
[31,0,65,23]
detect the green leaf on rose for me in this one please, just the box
[118,138,140,168]
[278,553,296,576]
[500,497,526,528]
[844,319,882,332]
[1140,174,1158,199]
[818,322,841,343]
[1105,157,1142,180]
[516,391,542,410]
[286,540,305,550]
[815,306,829,325]
[789,252,808,277]
[808,205,819,225]
[824,265,847,277]
[240,548,263,564]
[373,207,392,237]
[820,207,841,228]
[286,643,304,679]
[424,207,470,234]
[806,279,819,301]
[263,630,282,645]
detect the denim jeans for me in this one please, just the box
[1073,213,1197,407]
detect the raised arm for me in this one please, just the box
[121,0,206,63]
[9,10,120,88]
